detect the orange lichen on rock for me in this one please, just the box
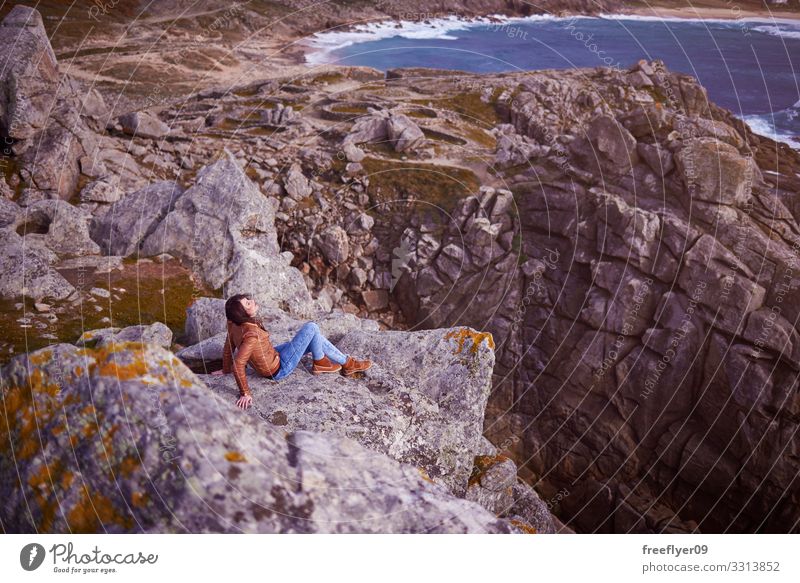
[418,467,434,483]
[509,519,537,534]
[444,327,495,355]
[61,471,74,490]
[118,456,140,478]
[28,350,53,366]
[85,342,151,381]
[468,454,511,487]
[0,368,62,460]
[225,451,247,463]
[67,485,133,533]
[131,491,149,508]
[27,460,62,532]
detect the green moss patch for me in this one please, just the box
[0,259,216,364]
[361,157,480,214]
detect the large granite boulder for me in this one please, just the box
[344,108,425,152]
[0,229,74,301]
[0,7,102,201]
[0,6,59,140]
[140,150,316,316]
[0,342,517,533]
[117,111,171,140]
[141,150,279,287]
[90,181,184,257]
[203,325,496,497]
[225,249,315,316]
[15,199,100,257]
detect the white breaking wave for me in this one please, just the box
[600,13,800,26]
[302,13,561,65]
[303,15,478,65]
[741,114,800,149]
[303,11,800,65]
[752,24,800,40]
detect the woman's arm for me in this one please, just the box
[231,332,257,400]
[222,331,234,374]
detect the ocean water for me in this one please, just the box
[304,14,800,148]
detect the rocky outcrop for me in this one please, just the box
[15,199,100,257]
[493,124,550,168]
[140,149,279,287]
[139,150,320,316]
[75,322,173,349]
[0,6,110,200]
[344,108,426,152]
[0,229,74,301]
[394,63,800,533]
[0,196,104,301]
[175,293,554,527]
[0,341,521,533]
[90,181,184,257]
[203,324,495,496]
[0,6,59,140]
[262,103,298,126]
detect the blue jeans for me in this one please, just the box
[268,322,348,381]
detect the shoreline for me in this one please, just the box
[291,5,800,149]
[296,7,800,67]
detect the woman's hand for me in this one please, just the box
[236,395,252,410]
[210,370,225,376]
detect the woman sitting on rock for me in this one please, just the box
[211,293,371,409]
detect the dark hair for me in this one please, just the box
[225,293,257,326]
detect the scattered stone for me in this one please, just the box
[79,179,122,203]
[318,225,350,264]
[362,289,389,311]
[284,163,312,200]
[117,111,171,139]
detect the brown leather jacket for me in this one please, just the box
[222,320,280,397]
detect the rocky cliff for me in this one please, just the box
[1,3,798,533]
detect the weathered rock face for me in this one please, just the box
[225,249,315,317]
[141,150,278,287]
[0,6,109,201]
[318,225,350,264]
[394,63,800,533]
[0,229,74,301]
[15,199,100,257]
[139,150,318,316]
[204,325,496,497]
[178,303,553,529]
[76,322,173,349]
[0,5,59,139]
[344,108,426,152]
[0,342,518,533]
[90,181,184,257]
[283,163,312,199]
[0,195,105,301]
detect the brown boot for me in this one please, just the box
[312,355,342,375]
[341,355,371,376]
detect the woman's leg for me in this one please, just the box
[308,330,348,365]
[274,322,348,376]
